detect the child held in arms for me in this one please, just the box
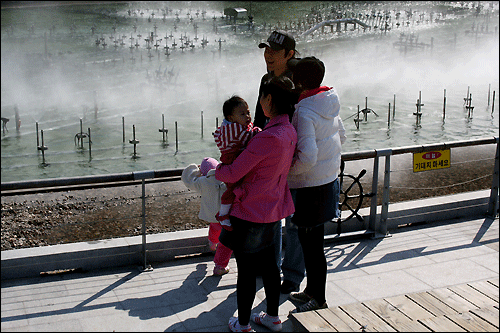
[213,96,262,231]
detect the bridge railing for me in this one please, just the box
[1,137,498,277]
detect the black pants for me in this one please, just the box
[298,223,327,305]
[234,244,281,325]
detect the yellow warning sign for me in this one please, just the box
[413,149,451,172]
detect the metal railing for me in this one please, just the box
[2,137,499,270]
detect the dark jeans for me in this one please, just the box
[234,243,280,325]
[298,223,327,305]
[227,217,281,326]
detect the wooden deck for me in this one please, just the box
[289,279,499,332]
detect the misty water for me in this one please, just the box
[1,1,499,183]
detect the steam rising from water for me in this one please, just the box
[1,1,499,182]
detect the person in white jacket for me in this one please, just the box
[287,57,347,314]
[181,157,232,276]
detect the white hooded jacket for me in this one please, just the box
[181,164,227,222]
[288,87,346,189]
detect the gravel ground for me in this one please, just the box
[1,145,497,251]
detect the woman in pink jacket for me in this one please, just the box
[216,76,297,333]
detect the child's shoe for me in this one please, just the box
[250,311,282,332]
[213,265,229,276]
[228,317,254,332]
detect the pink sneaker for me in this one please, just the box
[213,266,229,276]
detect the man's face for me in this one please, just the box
[263,47,293,75]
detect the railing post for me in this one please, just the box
[487,138,499,217]
[379,152,392,236]
[369,149,392,238]
[369,155,380,232]
[133,170,155,271]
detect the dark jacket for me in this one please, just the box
[254,68,299,129]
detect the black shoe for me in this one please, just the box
[280,280,300,294]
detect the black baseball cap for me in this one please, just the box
[258,30,296,52]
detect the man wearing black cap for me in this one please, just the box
[255,30,299,128]
[255,30,306,297]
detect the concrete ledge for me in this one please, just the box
[324,189,493,235]
[1,228,211,280]
[384,189,491,229]
[1,190,495,280]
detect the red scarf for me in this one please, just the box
[298,86,331,102]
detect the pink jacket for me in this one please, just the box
[215,114,297,223]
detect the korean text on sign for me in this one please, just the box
[413,149,451,172]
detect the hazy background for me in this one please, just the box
[1,1,498,182]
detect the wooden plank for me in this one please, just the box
[468,280,500,303]
[449,284,499,308]
[362,298,431,332]
[470,306,500,329]
[406,291,458,317]
[325,306,365,332]
[487,279,499,288]
[428,287,480,313]
[445,311,498,332]
[418,315,467,332]
[384,294,435,321]
[315,308,356,332]
[289,310,338,332]
[340,302,396,332]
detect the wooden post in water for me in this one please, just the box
[387,103,391,126]
[465,93,474,119]
[443,89,446,119]
[354,105,360,130]
[38,130,48,165]
[79,118,84,149]
[175,121,178,153]
[129,125,140,158]
[159,114,168,142]
[36,122,39,147]
[414,91,424,126]
[88,128,92,159]
[490,91,495,115]
[363,97,368,121]
[201,111,204,138]
[393,94,396,119]
[122,116,125,143]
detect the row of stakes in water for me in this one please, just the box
[348,85,496,130]
[35,111,215,165]
[33,85,496,166]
